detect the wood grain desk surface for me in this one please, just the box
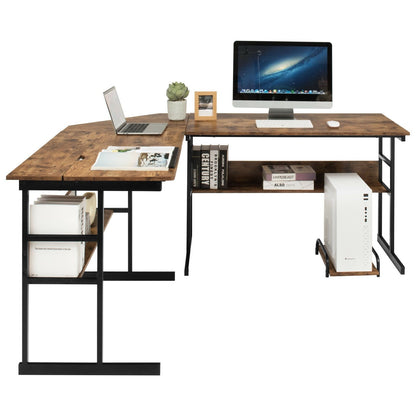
[186,113,410,138]
[6,112,410,182]
[7,114,186,182]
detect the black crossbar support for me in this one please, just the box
[26,271,175,284]
[90,271,175,281]
[19,180,162,192]
[19,362,160,376]
[379,152,391,167]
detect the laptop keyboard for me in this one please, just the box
[123,123,149,133]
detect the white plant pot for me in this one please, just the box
[167,100,187,121]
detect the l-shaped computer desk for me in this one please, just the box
[6,112,410,375]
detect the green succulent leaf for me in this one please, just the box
[166,82,189,101]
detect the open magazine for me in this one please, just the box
[91,146,178,171]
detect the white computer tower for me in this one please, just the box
[324,173,372,272]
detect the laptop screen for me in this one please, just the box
[104,87,126,130]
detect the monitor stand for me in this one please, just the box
[268,108,294,120]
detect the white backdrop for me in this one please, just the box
[1,1,415,415]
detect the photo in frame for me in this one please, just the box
[194,91,217,121]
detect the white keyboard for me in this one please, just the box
[256,119,313,128]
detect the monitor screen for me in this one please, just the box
[233,41,332,111]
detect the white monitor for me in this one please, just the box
[233,41,332,119]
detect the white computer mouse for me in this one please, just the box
[327,120,340,128]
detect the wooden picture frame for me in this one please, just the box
[194,91,217,121]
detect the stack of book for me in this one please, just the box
[29,195,88,277]
[192,144,229,189]
[262,164,316,190]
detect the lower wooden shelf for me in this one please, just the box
[316,239,380,277]
[193,160,387,193]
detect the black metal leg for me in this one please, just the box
[185,135,193,276]
[22,189,29,364]
[377,136,405,274]
[315,239,330,277]
[97,190,104,363]
[378,137,384,238]
[390,137,396,253]
[128,190,133,272]
[372,248,380,277]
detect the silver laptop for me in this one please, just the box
[104,86,167,135]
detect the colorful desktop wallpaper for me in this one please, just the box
[236,45,329,95]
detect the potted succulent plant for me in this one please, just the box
[166,82,189,120]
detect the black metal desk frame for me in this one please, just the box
[184,134,406,276]
[377,136,405,274]
[19,180,174,376]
